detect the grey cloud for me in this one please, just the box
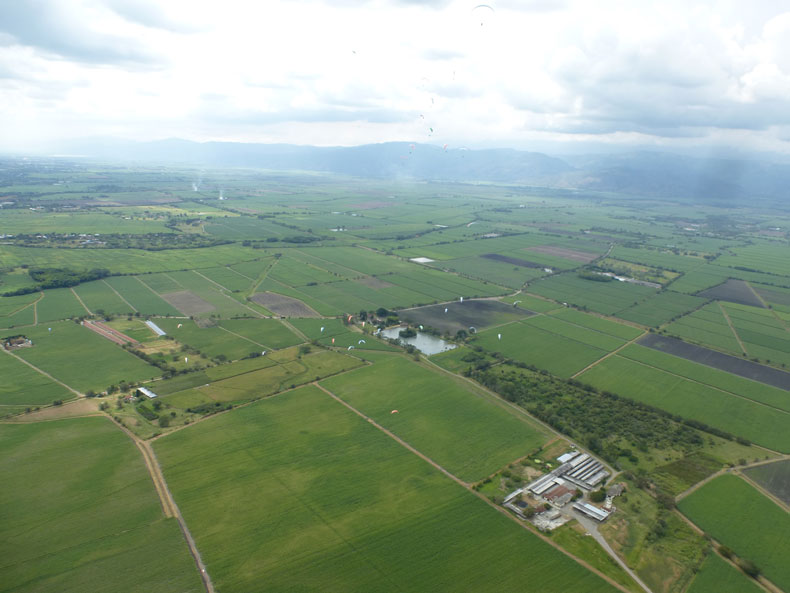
[103,0,204,33]
[0,0,162,66]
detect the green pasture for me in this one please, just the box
[616,291,708,327]
[0,321,159,392]
[218,318,303,349]
[154,385,616,593]
[154,318,265,360]
[36,288,88,322]
[549,307,644,340]
[320,356,549,481]
[527,273,655,316]
[0,418,202,593]
[679,474,790,592]
[73,280,134,315]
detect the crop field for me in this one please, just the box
[154,385,615,593]
[103,276,181,315]
[433,255,546,288]
[174,349,363,404]
[0,418,202,593]
[472,320,610,378]
[578,354,790,451]
[0,321,159,392]
[217,318,303,349]
[615,291,707,327]
[195,265,254,292]
[162,270,256,317]
[0,302,36,329]
[73,279,134,315]
[668,266,733,294]
[663,303,744,354]
[522,314,627,351]
[35,287,89,322]
[548,308,644,340]
[697,279,765,308]
[321,357,549,481]
[717,242,790,277]
[686,554,763,593]
[526,273,656,315]
[743,459,790,505]
[619,344,790,411]
[679,474,790,592]
[398,299,533,334]
[153,318,267,360]
[0,350,72,406]
[637,334,790,390]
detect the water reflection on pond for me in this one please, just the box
[380,327,456,355]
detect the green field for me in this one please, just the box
[527,273,656,316]
[0,350,71,406]
[616,291,708,327]
[35,288,88,323]
[0,418,202,593]
[679,474,790,591]
[472,319,610,378]
[103,276,181,315]
[685,553,763,593]
[0,321,160,392]
[154,385,617,593]
[578,354,790,451]
[73,280,134,315]
[320,357,548,481]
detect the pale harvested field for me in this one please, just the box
[160,290,216,316]
[526,245,599,263]
[251,292,319,317]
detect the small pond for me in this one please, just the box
[380,327,456,356]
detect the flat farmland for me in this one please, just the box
[73,280,134,314]
[0,321,159,392]
[321,357,549,481]
[679,474,790,592]
[250,290,320,316]
[578,354,790,451]
[686,554,763,593]
[154,318,266,360]
[527,273,655,316]
[501,293,563,313]
[698,279,765,307]
[620,344,790,412]
[615,291,707,327]
[473,321,609,378]
[154,385,615,593]
[164,271,256,317]
[435,255,545,289]
[743,459,790,505]
[0,418,202,593]
[0,303,35,329]
[398,299,533,334]
[197,349,363,402]
[0,350,71,406]
[218,318,303,349]
[103,276,181,316]
[663,303,743,354]
[36,288,88,322]
[639,333,790,390]
[195,265,254,292]
[549,308,644,340]
[523,315,628,351]
[717,242,790,277]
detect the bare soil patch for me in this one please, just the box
[697,279,765,308]
[251,292,319,317]
[481,253,542,268]
[526,245,599,263]
[744,460,790,505]
[12,398,100,422]
[638,333,790,390]
[160,290,216,316]
[357,276,394,289]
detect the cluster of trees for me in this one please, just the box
[4,267,110,296]
[467,361,711,466]
[8,232,230,251]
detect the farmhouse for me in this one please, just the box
[526,451,609,502]
[573,501,610,522]
[136,387,158,399]
[2,335,32,350]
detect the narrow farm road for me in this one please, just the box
[314,381,640,593]
[102,279,138,312]
[718,302,748,355]
[571,330,647,379]
[71,287,92,315]
[114,421,216,593]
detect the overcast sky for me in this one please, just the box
[1,0,790,154]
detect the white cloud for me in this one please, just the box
[0,0,789,153]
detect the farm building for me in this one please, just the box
[136,387,158,399]
[527,451,610,501]
[145,320,167,336]
[2,335,32,350]
[573,501,610,522]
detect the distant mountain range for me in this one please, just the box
[54,138,790,206]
